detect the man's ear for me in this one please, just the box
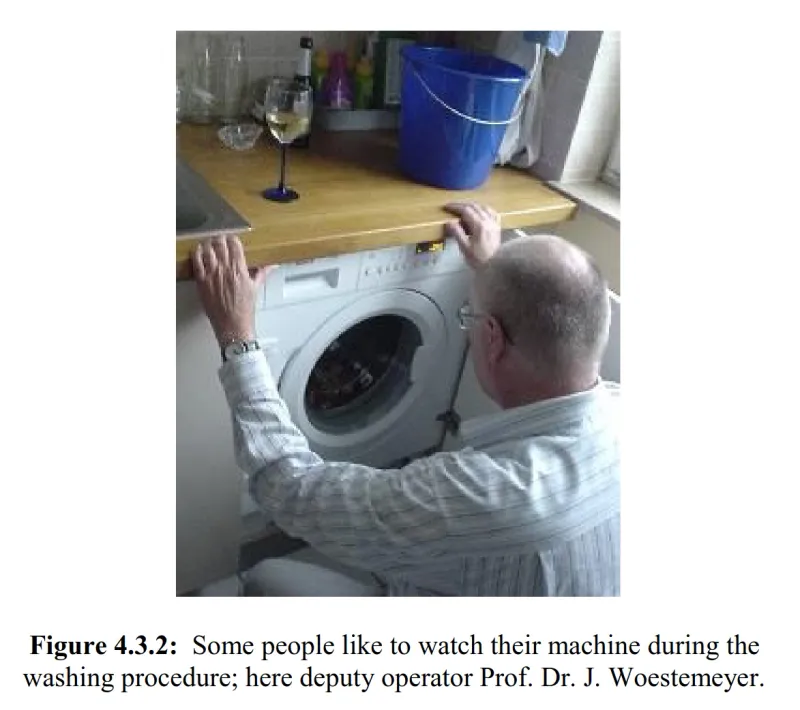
[484,315,509,365]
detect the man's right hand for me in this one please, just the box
[192,234,270,347]
[444,202,502,269]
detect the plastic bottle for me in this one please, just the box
[354,55,374,110]
[324,52,353,110]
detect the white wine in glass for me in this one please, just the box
[264,111,311,144]
[262,78,312,203]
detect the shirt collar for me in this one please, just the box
[459,379,619,450]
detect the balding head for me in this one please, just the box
[474,233,611,387]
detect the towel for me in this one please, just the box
[522,31,568,56]
[494,31,569,166]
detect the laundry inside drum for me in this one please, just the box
[304,315,422,433]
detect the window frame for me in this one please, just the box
[602,122,620,188]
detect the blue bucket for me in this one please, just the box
[399,46,528,190]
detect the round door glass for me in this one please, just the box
[304,315,422,434]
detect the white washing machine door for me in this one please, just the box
[279,289,446,458]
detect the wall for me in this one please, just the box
[529,207,620,295]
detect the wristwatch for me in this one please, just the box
[221,338,261,363]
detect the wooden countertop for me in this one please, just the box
[176,124,576,279]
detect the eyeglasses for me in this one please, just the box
[457,303,486,331]
[457,302,515,345]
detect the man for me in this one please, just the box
[193,202,619,596]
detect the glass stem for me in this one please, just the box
[278,143,287,192]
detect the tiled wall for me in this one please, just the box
[176,31,367,116]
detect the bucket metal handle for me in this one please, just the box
[408,64,529,127]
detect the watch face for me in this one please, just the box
[224,342,245,360]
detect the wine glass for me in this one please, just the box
[262,78,312,202]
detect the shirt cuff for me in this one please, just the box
[218,350,279,404]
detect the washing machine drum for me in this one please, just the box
[278,290,446,457]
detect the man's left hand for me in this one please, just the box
[193,235,270,346]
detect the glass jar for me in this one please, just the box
[219,35,249,124]
[187,32,215,123]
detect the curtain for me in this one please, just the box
[494,31,568,168]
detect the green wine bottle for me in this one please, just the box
[292,35,313,149]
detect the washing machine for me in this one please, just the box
[240,237,471,529]
[256,237,470,465]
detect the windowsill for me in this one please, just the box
[548,179,620,228]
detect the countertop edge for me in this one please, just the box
[175,202,576,281]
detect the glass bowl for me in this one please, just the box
[217,123,263,151]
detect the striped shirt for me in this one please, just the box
[220,351,620,596]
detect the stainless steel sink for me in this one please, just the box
[176,158,251,240]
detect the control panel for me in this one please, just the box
[358,239,467,290]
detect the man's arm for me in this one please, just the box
[219,349,323,477]
[218,349,521,574]
[218,349,616,577]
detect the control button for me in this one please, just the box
[364,268,371,276]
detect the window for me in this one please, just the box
[602,123,620,188]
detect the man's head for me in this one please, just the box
[467,233,611,408]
